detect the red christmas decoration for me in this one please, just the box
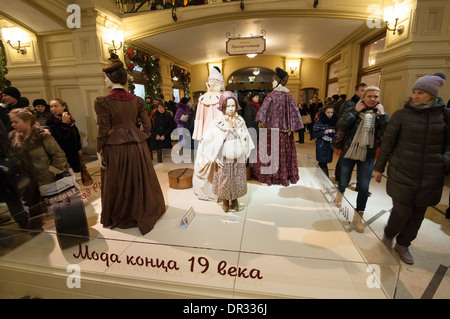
[126,47,135,59]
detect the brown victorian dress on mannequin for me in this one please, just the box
[94,89,166,235]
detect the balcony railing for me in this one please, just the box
[116,0,243,14]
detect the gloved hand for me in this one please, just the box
[97,151,105,169]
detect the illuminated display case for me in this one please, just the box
[0,165,399,299]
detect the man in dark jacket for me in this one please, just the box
[334,83,367,181]
[336,86,389,233]
[1,87,29,132]
[374,73,448,264]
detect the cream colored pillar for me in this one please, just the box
[159,55,174,101]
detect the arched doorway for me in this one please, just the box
[226,67,275,107]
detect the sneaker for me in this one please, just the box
[351,211,364,233]
[394,243,414,265]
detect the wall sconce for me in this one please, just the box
[384,5,405,35]
[246,54,257,58]
[252,68,260,75]
[290,66,298,74]
[286,59,301,75]
[1,27,29,54]
[105,28,124,54]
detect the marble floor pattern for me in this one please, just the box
[0,133,449,299]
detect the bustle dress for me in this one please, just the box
[252,86,303,186]
[192,88,223,200]
[94,89,166,235]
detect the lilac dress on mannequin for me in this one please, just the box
[252,87,303,186]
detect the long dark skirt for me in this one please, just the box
[252,129,299,187]
[100,141,166,235]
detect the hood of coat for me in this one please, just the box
[9,126,51,152]
[406,97,446,112]
[318,110,337,125]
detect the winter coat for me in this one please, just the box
[374,98,450,207]
[338,94,359,118]
[174,102,191,128]
[243,101,259,132]
[35,110,52,127]
[149,111,174,150]
[337,106,389,160]
[46,113,82,172]
[309,102,323,123]
[9,126,67,187]
[313,112,337,163]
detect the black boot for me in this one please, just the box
[157,149,163,163]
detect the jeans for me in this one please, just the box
[337,156,374,212]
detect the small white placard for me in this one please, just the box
[180,207,196,228]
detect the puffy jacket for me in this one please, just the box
[313,111,337,163]
[374,98,450,206]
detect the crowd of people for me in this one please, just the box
[0,87,85,229]
[1,62,449,265]
[309,74,449,265]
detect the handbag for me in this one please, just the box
[301,115,312,125]
[331,130,348,150]
[79,155,93,186]
[39,174,79,205]
[0,155,31,202]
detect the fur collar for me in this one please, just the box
[9,126,51,151]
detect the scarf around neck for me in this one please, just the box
[344,110,376,161]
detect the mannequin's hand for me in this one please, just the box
[97,151,105,169]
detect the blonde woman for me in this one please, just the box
[9,108,67,223]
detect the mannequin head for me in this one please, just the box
[273,67,289,88]
[102,53,127,86]
[218,91,241,114]
[225,98,236,116]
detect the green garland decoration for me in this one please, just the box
[171,64,191,97]
[123,44,161,100]
[0,40,11,89]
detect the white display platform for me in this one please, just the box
[0,164,400,299]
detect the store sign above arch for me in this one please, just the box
[226,36,266,56]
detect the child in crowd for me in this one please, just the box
[312,105,337,177]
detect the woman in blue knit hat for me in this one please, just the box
[374,72,449,265]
